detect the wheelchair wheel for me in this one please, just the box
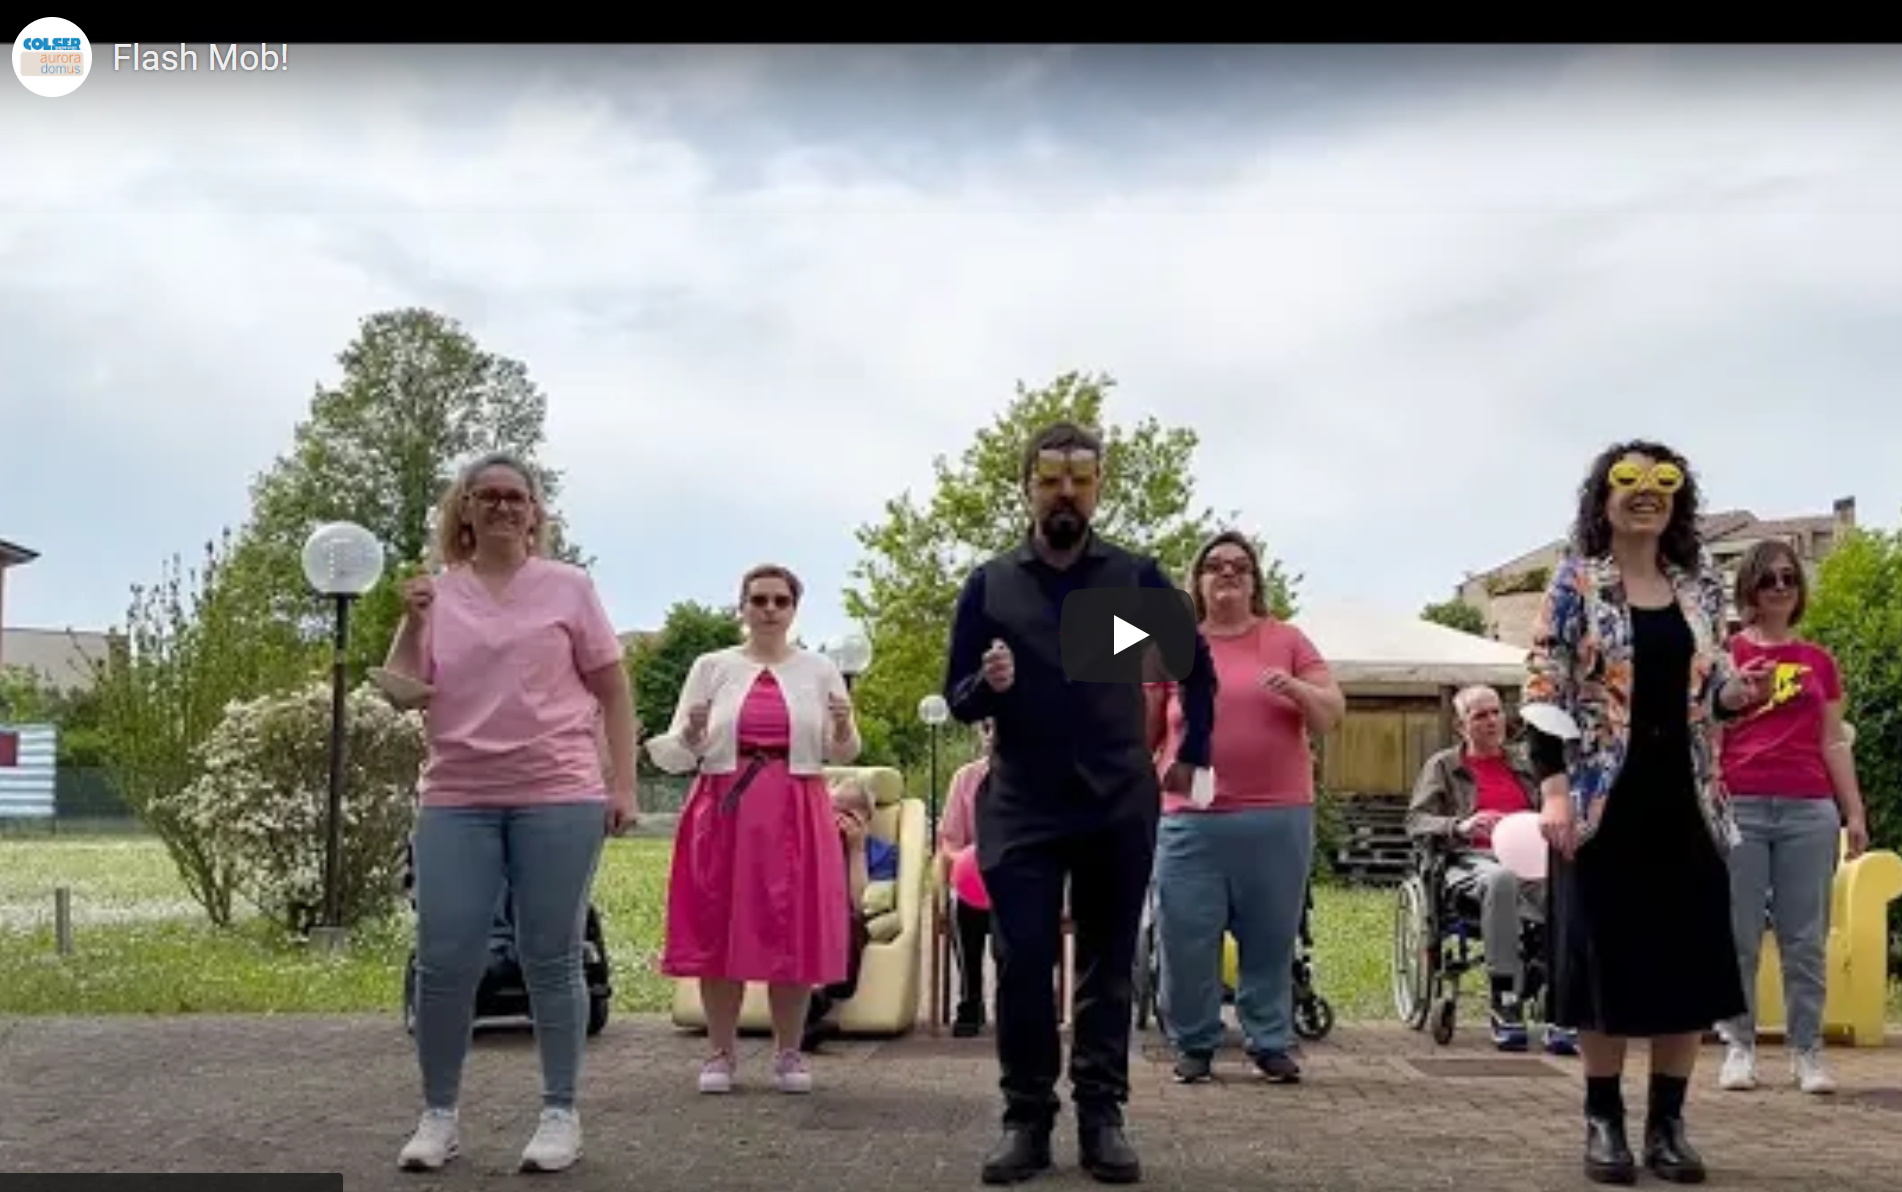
[1132,915,1158,1030]
[1431,997,1457,1046]
[586,992,610,1037]
[1391,875,1434,1030]
[401,951,418,1036]
[1293,995,1335,1042]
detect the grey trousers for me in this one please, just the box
[1724,795,1841,1051]
[1445,852,1544,985]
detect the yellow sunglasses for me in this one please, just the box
[1034,449,1100,484]
[1606,459,1684,494]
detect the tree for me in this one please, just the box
[226,307,584,678]
[87,533,313,926]
[625,600,743,769]
[1421,598,1488,636]
[843,371,1299,774]
[1805,526,1902,855]
[0,664,107,768]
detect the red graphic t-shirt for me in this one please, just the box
[1467,752,1530,850]
[1719,637,1842,799]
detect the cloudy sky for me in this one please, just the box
[5,44,1901,646]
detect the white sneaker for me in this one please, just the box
[1718,1043,1757,1091]
[773,1049,813,1094]
[397,1108,460,1171]
[1793,1048,1837,1095]
[519,1107,583,1172]
[698,1050,736,1094]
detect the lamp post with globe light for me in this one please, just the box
[300,521,386,951]
[829,632,873,693]
[917,693,949,850]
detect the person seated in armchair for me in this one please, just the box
[802,774,901,1050]
[938,718,994,1037]
[1406,684,1577,1055]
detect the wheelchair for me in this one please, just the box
[1133,882,1335,1043]
[398,841,614,1038]
[1391,838,1546,1047]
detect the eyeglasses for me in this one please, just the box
[1033,448,1100,486]
[748,592,794,610]
[469,488,531,509]
[1605,460,1684,495]
[1200,557,1252,578]
[1755,568,1801,593]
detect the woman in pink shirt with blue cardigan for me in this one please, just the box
[383,452,638,1176]
[1147,531,1345,1087]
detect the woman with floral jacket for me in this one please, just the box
[1523,440,1773,1187]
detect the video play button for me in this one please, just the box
[1059,586,1199,685]
[1111,615,1149,655]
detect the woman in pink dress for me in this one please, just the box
[647,564,861,1095]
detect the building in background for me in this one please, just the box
[0,538,39,673]
[1452,498,1857,647]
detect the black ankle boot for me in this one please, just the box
[980,1125,1052,1185]
[1643,1116,1707,1184]
[1584,1115,1636,1185]
[1078,1123,1142,1185]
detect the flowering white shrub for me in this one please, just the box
[163,681,425,936]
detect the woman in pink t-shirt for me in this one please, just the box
[936,719,993,1036]
[1715,541,1869,1096]
[384,452,638,1175]
[1147,531,1344,1086]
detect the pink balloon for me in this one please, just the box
[1490,811,1548,881]
[952,845,990,910]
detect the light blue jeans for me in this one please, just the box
[412,802,605,1110]
[1723,795,1842,1052]
[1154,805,1314,1057]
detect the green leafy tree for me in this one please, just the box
[843,371,1299,774]
[1806,526,1902,854]
[227,307,584,678]
[87,533,313,925]
[1421,598,1488,636]
[0,664,108,768]
[625,600,743,767]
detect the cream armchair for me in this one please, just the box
[671,764,928,1036]
[1751,836,1902,1048]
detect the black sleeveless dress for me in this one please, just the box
[1544,603,1746,1036]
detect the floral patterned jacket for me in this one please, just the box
[1521,547,1742,852]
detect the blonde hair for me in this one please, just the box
[829,775,875,816]
[430,451,551,567]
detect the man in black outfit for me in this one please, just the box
[942,421,1215,1186]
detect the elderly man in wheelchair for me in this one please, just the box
[1397,684,1577,1055]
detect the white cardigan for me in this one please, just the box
[644,645,861,776]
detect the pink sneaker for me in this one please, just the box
[698,1050,736,1095]
[773,1049,813,1094]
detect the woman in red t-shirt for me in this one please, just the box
[1715,541,1869,1097]
[1146,531,1345,1087]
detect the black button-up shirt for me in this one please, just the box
[943,532,1216,838]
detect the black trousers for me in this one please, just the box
[982,810,1156,1131]
[951,897,992,1015]
[806,913,872,1028]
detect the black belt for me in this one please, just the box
[718,747,790,813]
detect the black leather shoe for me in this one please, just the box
[1583,1115,1637,1185]
[1643,1117,1708,1184]
[980,1126,1052,1185]
[1078,1124,1142,1185]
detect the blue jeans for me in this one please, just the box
[412,802,605,1110]
[1154,805,1313,1056]
[1723,795,1841,1051]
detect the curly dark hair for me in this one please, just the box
[1568,439,1705,571]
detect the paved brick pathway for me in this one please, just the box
[1,1014,1897,1189]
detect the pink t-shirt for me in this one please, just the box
[419,558,625,807]
[939,757,989,853]
[1719,636,1842,799]
[1157,618,1329,814]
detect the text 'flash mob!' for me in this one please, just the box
[113,44,291,72]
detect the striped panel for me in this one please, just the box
[0,723,57,819]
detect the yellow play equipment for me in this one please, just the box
[1749,836,1901,1048]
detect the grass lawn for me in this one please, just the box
[1,837,1895,1027]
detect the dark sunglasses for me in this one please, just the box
[1755,568,1801,593]
[1200,556,1252,578]
[469,487,530,509]
[748,592,794,610]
